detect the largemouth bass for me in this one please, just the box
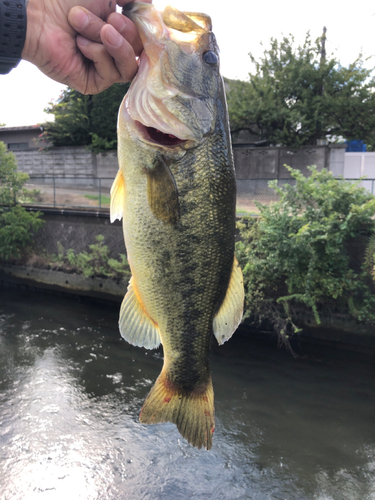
[111,2,244,450]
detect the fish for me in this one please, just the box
[110,2,244,450]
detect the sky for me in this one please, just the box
[1,0,375,127]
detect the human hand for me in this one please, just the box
[22,0,151,94]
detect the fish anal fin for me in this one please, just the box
[213,256,244,345]
[110,170,125,223]
[140,372,215,450]
[119,277,161,349]
[146,156,180,224]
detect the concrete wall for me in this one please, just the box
[13,146,119,188]
[34,209,125,259]
[13,144,346,183]
[95,150,119,188]
[14,146,96,177]
[233,144,345,179]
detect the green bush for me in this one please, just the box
[54,235,130,279]
[0,142,44,260]
[236,166,375,347]
[0,206,44,260]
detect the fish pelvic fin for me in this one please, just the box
[119,277,161,349]
[140,373,215,450]
[213,255,244,345]
[110,170,125,223]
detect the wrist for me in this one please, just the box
[0,0,28,74]
[20,0,41,65]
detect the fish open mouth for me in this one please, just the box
[134,121,187,147]
[145,126,186,146]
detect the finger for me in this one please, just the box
[107,12,143,56]
[68,7,106,44]
[76,36,125,93]
[100,24,139,81]
[117,0,152,6]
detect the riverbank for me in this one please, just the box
[1,262,374,353]
[0,264,126,304]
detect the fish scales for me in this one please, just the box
[111,2,244,449]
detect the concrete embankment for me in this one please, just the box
[1,206,374,352]
[0,264,126,303]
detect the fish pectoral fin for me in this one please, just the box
[146,156,180,224]
[119,276,161,349]
[110,170,125,223]
[213,256,244,345]
[140,372,215,450]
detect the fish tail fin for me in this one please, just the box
[139,372,215,450]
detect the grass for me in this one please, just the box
[236,207,257,216]
[84,194,111,205]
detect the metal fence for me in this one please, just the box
[22,175,375,214]
[24,176,114,210]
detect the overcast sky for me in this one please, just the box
[1,0,374,127]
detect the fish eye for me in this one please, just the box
[203,51,218,66]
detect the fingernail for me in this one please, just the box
[70,8,89,30]
[105,25,123,48]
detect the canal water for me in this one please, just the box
[0,287,374,500]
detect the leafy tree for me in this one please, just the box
[0,142,44,260]
[236,166,375,349]
[42,83,130,152]
[226,32,375,147]
[0,141,30,205]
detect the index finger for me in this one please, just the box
[68,7,106,44]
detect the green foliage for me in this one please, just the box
[364,232,375,281]
[236,166,375,346]
[0,205,44,260]
[226,32,375,147]
[42,84,129,151]
[0,142,45,259]
[53,235,130,279]
[0,142,29,205]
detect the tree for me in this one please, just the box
[236,167,375,349]
[226,32,375,148]
[42,83,130,152]
[0,142,44,260]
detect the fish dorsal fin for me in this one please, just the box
[213,256,244,345]
[119,276,161,350]
[146,156,180,224]
[162,6,205,33]
[183,12,212,32]
[110,170,125,223]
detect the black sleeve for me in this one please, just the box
[0,0,27,75]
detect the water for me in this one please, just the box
[0,287,374,500]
